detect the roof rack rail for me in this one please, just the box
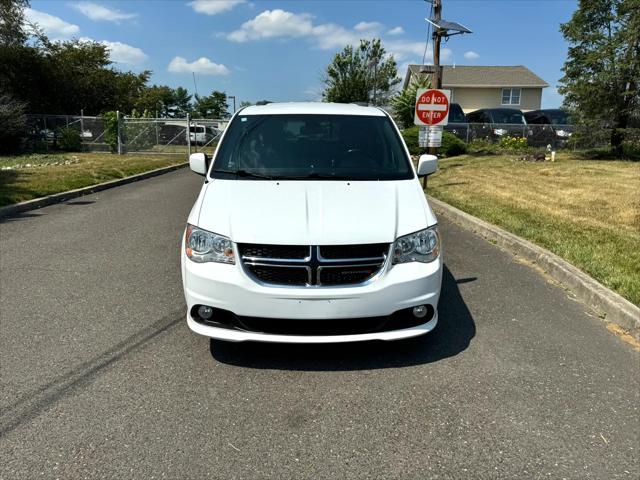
[255,100,272,106]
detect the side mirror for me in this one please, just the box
[417,154,438,177]
[189,152,208,176]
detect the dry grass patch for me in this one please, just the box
[428,153,640,305]
[0,152,185,207]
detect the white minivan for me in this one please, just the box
[181,102,442,343]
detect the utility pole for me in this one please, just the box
[428,0,443,164]
[432,0,443,90]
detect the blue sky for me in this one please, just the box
[28,0,577,109]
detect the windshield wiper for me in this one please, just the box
[211,169,276,180]
[278,172,353,180]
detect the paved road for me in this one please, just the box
[1,169,638,479]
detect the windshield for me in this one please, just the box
[210,114,413,181]
[546,110,570,125]
[449,104,467,123]
[491,110,526,124]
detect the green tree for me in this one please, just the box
[0,4,152,116]
[391,74,432,128]
[239,100,252,108]
[172,87,192,117]
[135,85,176,117]
[0,93,26,153]
[558,0,639,157]
[193,91,228,118]
[322,38,400,105]
[0,0,29,46]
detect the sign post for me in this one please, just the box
[414,88,451,187]
[414,88,451,133]
[414,90,450,147]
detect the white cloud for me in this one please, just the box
[225,9,455,63]
[312,23,361,50]
[353,21,382,32]
[189,0,245,15]
[168,56,230,75]
[227,9,315,42]
[226,9,370,50]
[25,8,80,39]
[79,37,147,65]
[103,41,147,64]
[463,50,479,60]
[387,26,404,35]
[72,2,137,22]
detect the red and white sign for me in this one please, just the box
[414,88,451,126]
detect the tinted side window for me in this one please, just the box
[449,104,467,123]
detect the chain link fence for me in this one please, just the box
[19,114,640,155]
[22,114,229,155]
[444,123,640,151]
[119,116,227,155]
[25,114,109,152]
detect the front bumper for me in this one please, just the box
[182,249,442,343]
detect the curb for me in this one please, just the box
[428,195,640,340]
[0,162,188,219]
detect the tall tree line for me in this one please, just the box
[0,0,229,118]
[558,0,638,157]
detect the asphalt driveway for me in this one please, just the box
[1,169,637,479]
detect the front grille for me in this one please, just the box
[319,266,379,286]
[238,243,389,287]
[239,244,309,260]
[247,265,309,286]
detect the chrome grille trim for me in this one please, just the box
[238,244,391,287]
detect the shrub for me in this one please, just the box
[401,127,467,157]
[498,136,529,152]
[441,131,467,157]
[57,126,82,151]
[103,111,119,153]
[0,94,27,154]
[401,125,422,155]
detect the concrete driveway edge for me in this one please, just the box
[428,195,640,340]
[0,162,188,219]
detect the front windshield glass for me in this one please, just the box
[448,105,467,123]
[547,110,570,125]
[491,110,526,124]
[210,114,413,181]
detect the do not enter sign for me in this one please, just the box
[414,88,451,126]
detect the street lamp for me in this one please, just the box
[228,95,236,113]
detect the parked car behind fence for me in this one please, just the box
[466,108,530,141]
[525,109,574,148]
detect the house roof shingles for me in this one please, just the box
[405,65,549,89]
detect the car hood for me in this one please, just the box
[196,179,436,245]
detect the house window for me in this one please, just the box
[501,88,521,105]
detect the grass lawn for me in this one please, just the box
[428,153,640,306]
[0,152,186,207]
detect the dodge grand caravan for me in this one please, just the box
[181,102,443,343]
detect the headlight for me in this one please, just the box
[184,224,235,264]
[392,226,440,264]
